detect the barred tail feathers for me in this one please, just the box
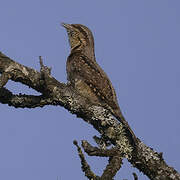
[113,108,137,146]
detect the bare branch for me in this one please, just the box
[82,140,121,157]
[132,172,138,180]
[81,140,123,180]
[0,88,54,108]
[39,56,51,76]
[73,140,100,180]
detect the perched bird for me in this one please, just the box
[62,23,137,146]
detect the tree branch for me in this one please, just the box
[0,52,179,180]
[73,140,100,180]
[74,140,140,180]
[0,87,53,108]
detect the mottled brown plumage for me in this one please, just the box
[62,23,137,145]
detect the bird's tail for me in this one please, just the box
[113,108,137,147]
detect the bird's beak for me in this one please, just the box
[61,22,72,30]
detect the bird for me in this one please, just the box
[62,23,137,146]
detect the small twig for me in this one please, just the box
[132,172,138,180]
[82,140,122,157]
[73,140,100,180]
[39,56,51,76]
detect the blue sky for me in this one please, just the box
[0,1,180,179]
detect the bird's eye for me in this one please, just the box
[70,31,75,37]
[67,30,74,37]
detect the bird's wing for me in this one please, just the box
[67,52,119,109]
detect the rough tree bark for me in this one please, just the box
[0,52,179,180]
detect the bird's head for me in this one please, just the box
[61,23,95,60]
